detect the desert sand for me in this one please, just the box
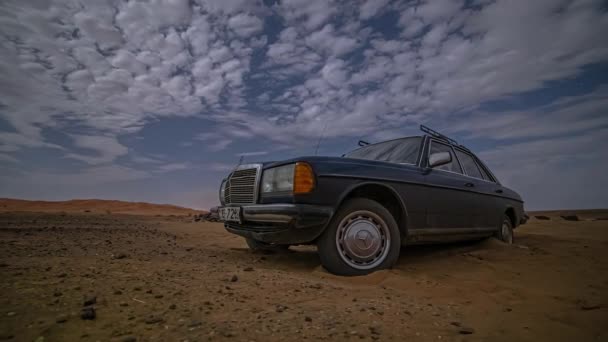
[0,201,606,341]
[0,198,203,216]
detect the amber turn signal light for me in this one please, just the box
[293,162,315,194]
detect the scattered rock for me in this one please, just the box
[305,316,312,322]
[458,326,475,334]
[118,336,136,342]
[114,290,123,295]
[113,253,128,259]
[0,333,14,340]
[56,314,68,323]
[534,215,550,220]
[369,326,381,335]
[144,315,164,324]
[276,305,287,313]
[230,275,238,282]
[561,215,579,221]
[53,291,62,297]
[83,295,97,306]
[188,320,202,328]
[81,307,96,320]
[6,312,16,317]
[243,267,254,272]
[579,300,601,311]
[169,304,176,310]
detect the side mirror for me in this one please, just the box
[429,152,452,168]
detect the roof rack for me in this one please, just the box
[420,125,470,151]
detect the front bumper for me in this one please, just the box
[220,204,333,245]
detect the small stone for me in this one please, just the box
[243,267,254,272]
[144,315,164,324]
[81,307,96,320]
[230,275,238,282]
[369,326,381,335]
[56,314,68,323]
[169,304,176,310]
[114,290,123,295]
[119,336,137,342]
[305,316,312,322]
[113,253,127,259]
[188,320,202,328]
[57,273,67,278]
[276,305,287,313]
[580,303,601,311]
[458,326,475,335]
[83,295,96,306]
[6,312,16,317]
[53,291,62,297]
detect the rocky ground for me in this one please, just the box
[1,211,607,341]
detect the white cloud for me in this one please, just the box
[278,0,337,30]
[228,13,264,37]
[360,0,390,20]
[66,135,129,165]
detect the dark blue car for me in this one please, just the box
[218,126,527,276]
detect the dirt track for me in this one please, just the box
[1,211,607,341]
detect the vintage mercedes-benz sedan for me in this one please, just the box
[217,126,527,276]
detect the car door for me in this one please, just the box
[424,140,478,229]
[453,148,499,229]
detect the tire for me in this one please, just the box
[495,215,514,244]
[245,238,289,252]
[317,198,401,276]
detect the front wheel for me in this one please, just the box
[317,198,401,276]
[495,215,514,244]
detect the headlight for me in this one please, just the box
[262,164,295,193]
[219,179,226,204]
[261,162,315,194]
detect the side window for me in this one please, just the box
[429,141,462,174]
[455,150,483,179]
[477,160,495,182]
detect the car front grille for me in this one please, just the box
[224,165,260,204]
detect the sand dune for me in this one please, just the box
[0,198,203,216]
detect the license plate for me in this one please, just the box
[219,207,241,223]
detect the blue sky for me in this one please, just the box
[0,0,607,210]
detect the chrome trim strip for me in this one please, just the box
[408,227,497,235]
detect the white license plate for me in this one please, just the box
[219,207,241,223]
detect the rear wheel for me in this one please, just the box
[245,238,289,252]
[317,198,401,276]
[495,215,514,244]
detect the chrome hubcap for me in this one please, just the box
[336,210,390,270]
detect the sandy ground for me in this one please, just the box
[1,210,607,341]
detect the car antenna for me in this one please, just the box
[314,121,329,156]
[358,140,370,146]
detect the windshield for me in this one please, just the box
[345,137,421,164]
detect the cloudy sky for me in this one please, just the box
[0,0,607,210]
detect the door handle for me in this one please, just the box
[465,182,475,188]
[495,189,503,193]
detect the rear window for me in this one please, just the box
[345,137,421,164]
